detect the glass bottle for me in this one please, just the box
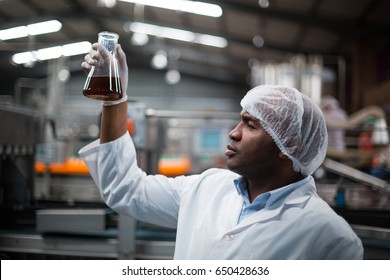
[83,31,122,101]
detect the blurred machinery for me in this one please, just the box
[316,158,390,259]
[0,105,44,212]
[315,105,390,259]
[0,100,175,259]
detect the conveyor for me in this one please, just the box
[0,210,176,260]
[320,158,390,259]
[323,158,390,192]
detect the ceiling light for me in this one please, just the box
[97,0,117,8]
[130,32,149,45]
[58,68,70,82]
[62,41,92,56]
[0,26,28,41]
[196,34,228,48]
[27,20,62,36]
[119,0,222,17]
[126,22,228,48]
[252,35,264,47]
[12,41,91,65]
[0,20,62,41]
[129,22,195,42]
[12,52,35,65]
[151,50,168,69]
[165,69,181,84]
[36,46,63,61]
[258,0,270,8]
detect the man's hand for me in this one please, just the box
[82,43,128,94]
[115,44,128,95]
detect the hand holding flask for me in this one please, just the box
[83,31,122,101]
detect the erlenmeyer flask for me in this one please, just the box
[83,31,122,101]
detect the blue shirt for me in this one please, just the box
[234,176,311,223]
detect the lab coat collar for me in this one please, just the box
[228,176,316,234]
[233,175,312,208]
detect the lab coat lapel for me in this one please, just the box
[225,176,316,233]
[226,189,245,228]
[230,192,312,232]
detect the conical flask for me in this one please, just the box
[83,31,122,101]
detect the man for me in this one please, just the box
[320,95,348,153]
[79,43,363,259]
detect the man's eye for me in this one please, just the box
[247,123,255,129]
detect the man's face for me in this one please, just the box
[225,110,282,179]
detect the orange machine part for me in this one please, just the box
[35,158,89,175]
[127,118,135,136]
[35,161,47,173]
[158,155,191,176]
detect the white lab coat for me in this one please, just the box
[79,133,363,259]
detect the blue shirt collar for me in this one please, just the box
[234,176,311,208]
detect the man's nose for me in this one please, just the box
[228,124,241,141]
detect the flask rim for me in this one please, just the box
[98,31,119,40]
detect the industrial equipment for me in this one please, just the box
[0,103,176,260]
[1,101,390,259]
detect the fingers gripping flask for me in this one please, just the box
[83,31,122,101]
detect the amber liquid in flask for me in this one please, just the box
[83,31,123,101]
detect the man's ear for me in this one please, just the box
[278,145,299,160]
[278,152,289,160]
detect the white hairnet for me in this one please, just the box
[240,85,328,176]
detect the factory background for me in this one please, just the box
[0,0,390,260]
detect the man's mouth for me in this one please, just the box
[224,144,237,157]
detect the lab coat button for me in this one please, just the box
[225,234,234,240]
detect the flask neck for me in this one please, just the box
[98,32,119,52]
